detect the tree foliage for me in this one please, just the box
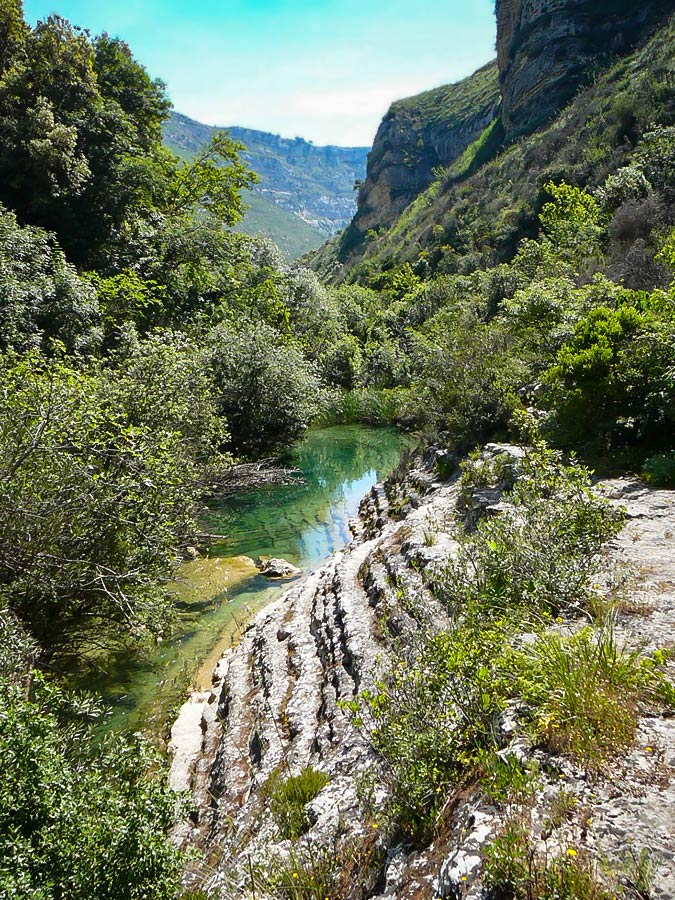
[0,672,183,900]
[0,351,199,660]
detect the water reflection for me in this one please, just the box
[90,426,410,735]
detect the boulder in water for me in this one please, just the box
[259,557,301,578]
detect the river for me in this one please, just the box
[87,425,411,737]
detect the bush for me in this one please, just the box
[208,324,323,457]
[436,445,625,621]
[0,206,101,354]
[106,330,230,476]
[483,818,615,900]
[357,624,510,841]
[264,767,330,840]
[545,290,675,448]
[408,307,525,451]
[251,844,338,900]
[642,451,675,486]
[0,351,198,660]
[0,675,183,900]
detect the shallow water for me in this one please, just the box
[88,425,411,737]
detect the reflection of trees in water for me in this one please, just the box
[203,426,408,560]
[90,426,408,733]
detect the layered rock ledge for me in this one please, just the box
[169,449,675,898]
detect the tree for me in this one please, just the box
[0,0,28,74]
[540,181,603,265]
[0,205,101,354]
[208,324,322,457]
[0,351,200,660]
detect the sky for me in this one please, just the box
[23,0,497,148]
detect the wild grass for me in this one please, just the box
[483,818,617,900]
[513,627,650,769]
[251,844,337,900]
[263,767,330,840]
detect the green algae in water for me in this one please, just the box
[90,425,411,738]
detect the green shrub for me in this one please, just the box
[0,675,183,900]
[208,324,323,457]
[356,623,511,842]
[477,751,539,807]
[545,291,675,449]
[437,446,625,622]
[0,351,199,660]
[264,767,330,840]
[642,451,675,486]
[513,627,666,768]
[251,843,337,900]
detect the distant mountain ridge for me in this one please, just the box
[164,112,369,258]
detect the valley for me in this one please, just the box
[164,111,369,258]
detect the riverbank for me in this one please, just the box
[170,444,675,899]
[83,426,411,738]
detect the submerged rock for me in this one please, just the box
[168,555,259,603]
[259,557,301,578]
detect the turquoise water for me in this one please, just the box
[89,426,410,737]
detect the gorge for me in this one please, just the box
[0,0,674,897]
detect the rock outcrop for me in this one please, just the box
[258,557,302,578]
[169,448,675,898]
[348,62,500,239]
[321,0,674,275]
[494,0,670,140]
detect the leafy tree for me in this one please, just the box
[208,324,322,456]
[0,351,199,660]
[163,131,258,224]
[104,330,230,476]
[539,181,603,264]
[0,205,101,354]
[0,7,258,273]
[0,0,27,74]
[545,290,675,447]
[407,303,525,451]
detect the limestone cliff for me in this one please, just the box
[315,0,674,277]
[495,0,670,140]
[348,62,500,240]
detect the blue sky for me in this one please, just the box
[24,1,497,147]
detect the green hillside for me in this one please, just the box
[235,191,327,259]
[164,112,369,259]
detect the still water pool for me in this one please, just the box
[88,426,411,737]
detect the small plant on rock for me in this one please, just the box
[513,627,665,769]
[264,767,330,840]
[483,818,616,900]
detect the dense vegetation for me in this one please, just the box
[0,0,673,896]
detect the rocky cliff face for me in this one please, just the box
[334,0,673,264]
[349,62,500,238]
[496,0,671,140]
